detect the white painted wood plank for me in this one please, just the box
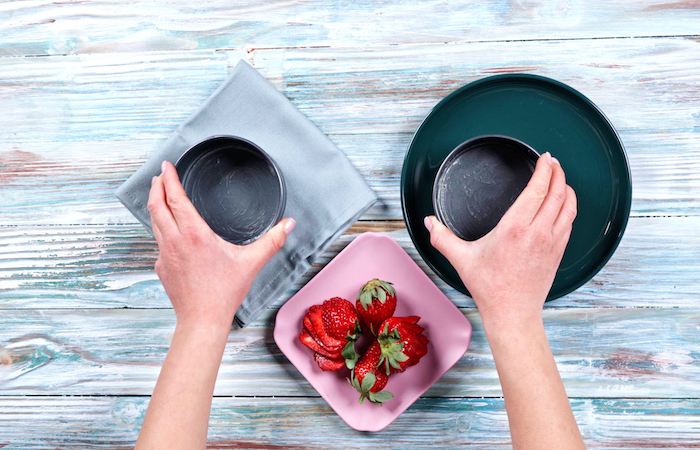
[1,396,699,449]
[1,2,697,446]
[1,0,699,57]
[1,127,699,223]
[1,217,698,309]
[1,307,700,398]
[276,37,700,135]
[3,38,699,142]
[1,38,699,223]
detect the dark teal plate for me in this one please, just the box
[401,74,632,300]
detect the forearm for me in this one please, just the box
[136,320,230,450]
[482,310,585,450]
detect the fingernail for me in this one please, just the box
[552,157,561,166]
[283,218,296,236]
[151,176,157,185]
[546,152,552,164]
[423,216,433,232]
[161,161,167,174]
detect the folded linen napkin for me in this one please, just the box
[116,60,377,327]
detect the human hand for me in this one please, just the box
[148,161,295,332]
[425,153,584,449]
[424,153,577,329]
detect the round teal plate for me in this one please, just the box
[401,74,632,300]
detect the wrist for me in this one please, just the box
[175,317,232,342]
[476,299,544,339]
[173,293,243,337]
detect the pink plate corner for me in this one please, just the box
[273,232,472,431]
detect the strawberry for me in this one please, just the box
[322,297,361,340]
[348,341,394,405]
[300,300,362,371]
[314,352,346,371]
[322,297,362,368]
[377,316,429,375]
[356,279,397,335]
[303,314,342,353]
[307,305,344,350]
[299,329,342,360]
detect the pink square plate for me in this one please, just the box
[273,232,472,431]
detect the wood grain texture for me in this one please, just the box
[1,218,699,309]
[1,129,700,223]
[2,1,700,446]
[2,307,700,398]
[1,0,699,57]
[3,37,699,142]
[2,38,700,222]
[1,396,700,449]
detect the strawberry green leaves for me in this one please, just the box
[377,317,429,375]
[357,279,395,310]
[349,371,394,405]
[377,323,409,375]
[356,279,397,336]
[369,390,394,405]
[342,339,359,370]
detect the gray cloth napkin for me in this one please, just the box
[116,60,377,327]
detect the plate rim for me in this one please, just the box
[400,73,632,300]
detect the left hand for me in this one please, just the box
[148,161,295,332]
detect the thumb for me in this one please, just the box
[424,216,469,266]
[244,218,296,272]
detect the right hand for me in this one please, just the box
[148,161,295,332]
[424,153,577,327]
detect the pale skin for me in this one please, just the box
[138,154,583,449]
[135,161,295,450]
[425,152,585,449]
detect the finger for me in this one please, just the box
[501,152,553,226]
[424,216,469,265]
[147,175,178,238]
[160,161,207,231]
[151,212,163,244]
[532,157,567,228]
[244,218,296,273]
[553,185,578,240]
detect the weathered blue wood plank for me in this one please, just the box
[1,38,699,222]
[278,38,700,135]
[1,0,700,57]
[1,396,699,449]
[1,127,699,222]
[1,217,698,309]
[1,3,698,444]
[2,307,700,398]
[3,38,699,143]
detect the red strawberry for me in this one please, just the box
[299,329,342,360]
[314,352,346,371]
[356,279,397,335]
[348,341,394,405]
[307,305,344,350]
[300,301,362,371]
[377,316,429,375]
[303,314,343,353]
[322,297,361,340]
[322,297,362,368]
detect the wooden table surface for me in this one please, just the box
[2,1,700,448]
